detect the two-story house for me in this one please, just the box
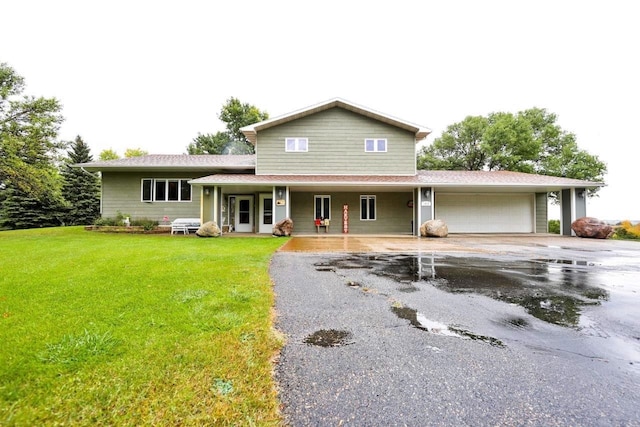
[78,98,602,236]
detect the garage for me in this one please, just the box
[435,193,534,233]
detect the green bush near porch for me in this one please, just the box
[0,227,286,425]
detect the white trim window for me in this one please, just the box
[364,138,387,152]
[314,195,331,220]
[285,137,308,152]
[141,179,192,202]
[360,195,376,220]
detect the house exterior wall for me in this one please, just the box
[256,108,417,176]
[290,191,414,234]
[101,172,201,222]
[535,192,548,233]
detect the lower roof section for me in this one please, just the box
[189,170,603,193]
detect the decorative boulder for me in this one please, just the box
[420,219,448,237]
[272,218,294,237]
[196,221,221,237]
[571,217,614,239]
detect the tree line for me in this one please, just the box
[0,63,100,229]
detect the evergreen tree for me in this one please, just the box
[61,136,100,225]
[0,187,67,229]
[1,62,67,228]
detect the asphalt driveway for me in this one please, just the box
[272,236,640,426]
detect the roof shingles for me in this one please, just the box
[189,170,603,188]
[76,154,256,170]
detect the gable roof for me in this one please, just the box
[240,97,432,144]
[75,154,256,172]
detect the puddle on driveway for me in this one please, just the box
[391,306,505,347]
[313,252,640,369]
[304,329,353,347]
[317,254,611,328]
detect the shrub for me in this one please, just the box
[94,216,118,226]
[613,220,640,240]
[94,211,130,226]
[548,219,560,234]
[93,213,157,230]
[130,218,158,231]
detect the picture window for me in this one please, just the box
[141,179,192,202]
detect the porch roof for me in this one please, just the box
[189,170,604,192]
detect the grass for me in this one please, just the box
[0,227,287,426]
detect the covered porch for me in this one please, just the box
[189,172,600,237]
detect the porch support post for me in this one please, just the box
[415,187,433,236]
[560,188,576,236]
[274,186,288,222]
[212,186,220,224]
[575,187,587,219]
[535,192,548,233]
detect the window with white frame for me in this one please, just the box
[360,195,376,220]
[141,179,192,202]
[314,195,331,219]
[285,137,308,152]
[364,138,387,152]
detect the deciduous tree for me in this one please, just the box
[99,149,119,161]
[187,97,268,154]
[418,107,606,196]
[124,147,148,158]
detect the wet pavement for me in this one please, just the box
[272,236,640,426]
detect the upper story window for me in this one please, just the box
[364,138,387,152]
[141,179,192,202]
[285,137,308,152]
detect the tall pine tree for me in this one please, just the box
[1,62,67,229]
[61,136,100,225]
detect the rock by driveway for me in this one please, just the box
[272,237,640,426]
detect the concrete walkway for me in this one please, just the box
[278,233,636,254]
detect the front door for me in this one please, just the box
[234,196,253,232]
[259,193,274,234]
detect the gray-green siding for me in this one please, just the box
[575,188,587,219]
[535,192,548,233]
[290,191,414,234]
[101,172,201,222]
[256,108,417,175]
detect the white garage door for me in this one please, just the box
[436,193,534,233]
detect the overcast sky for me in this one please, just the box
[3,1,638,221]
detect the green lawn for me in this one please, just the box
[0,227,287,426]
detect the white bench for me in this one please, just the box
[171,218,201,235]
